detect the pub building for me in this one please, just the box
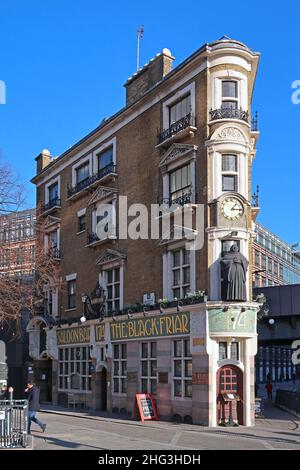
[27,36,261,426]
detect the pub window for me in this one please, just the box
[97,146,113,171]
[169,94,191,125]
[172,248,190,300]
[140,342,157,395]
[169,164,191,203]
[113,343,127,394]
[58,346,92,392]
[222,154,238,192]
[173,338,192,398]
[231,342,239,361]
[67,280,76,309]
[105,267,120,313]
[76,162,90,184]
[219,342,227,360]
[221,80,238,110]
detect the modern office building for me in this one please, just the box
[28,36,261,426]
[0,208,36,397]
[253,222,300,288]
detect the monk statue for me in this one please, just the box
[220,245,248,301]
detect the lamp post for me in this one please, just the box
[80,283,106,323]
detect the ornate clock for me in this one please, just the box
[221,197,244,220]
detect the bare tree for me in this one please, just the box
[0,163,63,331]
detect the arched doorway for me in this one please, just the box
[217,365,243,425]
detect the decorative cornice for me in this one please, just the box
[95,248,127,266]
[88,186,118,206]
[216,127,245,142]
[159,143,197,168]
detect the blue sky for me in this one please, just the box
[0,1,299,243]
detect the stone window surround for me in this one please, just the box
[162,150,196,203]
[162,82,195,131]
[71,155,93,187]
[45,175,60,204]
[99,261,124,312]
[92,137,116,174]
[163,241,196,301]
[210,69,248,112]
[91,197,117,238]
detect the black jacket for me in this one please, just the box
[26,386,40,411]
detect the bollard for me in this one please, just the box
[8,387,13,403]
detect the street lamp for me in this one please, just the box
[80,282,106,323]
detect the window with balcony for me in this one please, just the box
[78,214,86,233]
[222,154,238,192]
[48,182,59,203]
[172,248,190,299]
[221,80,238,110]
[76,162,90,184]
[169,165,191,204]
[169,94,191,125]
[67,280,76,309]
[97,146,113,171]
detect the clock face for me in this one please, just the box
[221,198,244,220]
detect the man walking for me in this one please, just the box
[265,381,273,400]
[25,382,46,434]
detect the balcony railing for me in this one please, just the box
[87,231,100,245]
[159,190,195,207]
[158,113,196,145]
[210,107,249,123]
[67,163,117,198]
[41,198,61,213]
[48,247,62,260]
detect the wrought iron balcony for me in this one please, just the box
[87,231,100,245]
[41,198,61,214]
[158,190,197,208]
[48,247,62,260]
[157,113,196,145]
[67,163,117,198]
[210,107,249,123]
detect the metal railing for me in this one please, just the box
[275,389,300,416]
[0,400,28,448]
[210,107,249,123]
[158,190,195,207]
[158,113,196,144]
[67,163,117,198]
[41,198,61,213]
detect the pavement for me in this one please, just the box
[23,397,300,450]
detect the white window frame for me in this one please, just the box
[72,155,92,187]
[92,137,116,174]
[210,70,247,112]
[92,199,117,239]
[162,82,195,131]
[172,338,192,400]
[163,244,196,301]
[221,154,239,192]
[221,79,239,110]
[45,176,60,204]
[99,263,124,312]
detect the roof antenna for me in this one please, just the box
[137,25,144,71]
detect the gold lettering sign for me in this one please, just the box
[56,326,90,345]
[110,312,190,341]
[95,324,105,342]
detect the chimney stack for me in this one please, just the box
[35,148,52,174]
[125,48,175,106]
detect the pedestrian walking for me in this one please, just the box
[25,382,46,434]
[292,372,296,384]
[265,382,273,400]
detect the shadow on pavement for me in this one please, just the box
[32,433,107,450]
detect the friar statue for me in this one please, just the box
[220,244,248,301]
